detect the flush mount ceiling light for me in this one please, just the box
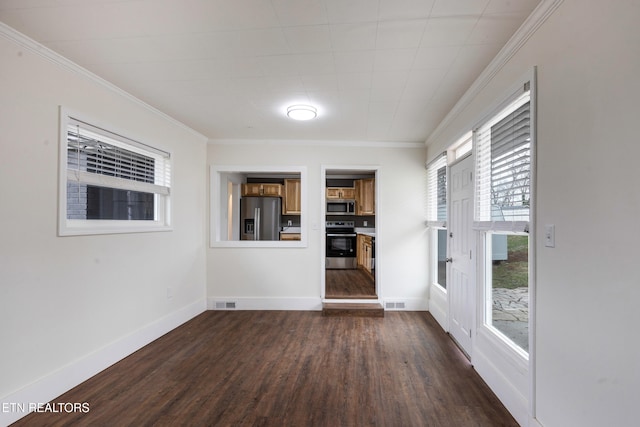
[286,104,317,121]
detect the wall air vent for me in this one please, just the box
[385,301,406,310]
[215,301,237,310]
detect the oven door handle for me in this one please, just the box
[326,233,357,237]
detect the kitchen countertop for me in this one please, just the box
[280,227,301,234]
[355,228,375,237]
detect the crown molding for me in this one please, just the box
[425,0,565,146]
[208,138,426,149]
[0,22,208,143]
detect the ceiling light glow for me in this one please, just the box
[287,104,317,121]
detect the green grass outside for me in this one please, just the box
[492,235,528,289]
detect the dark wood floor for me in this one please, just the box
[325,268,376,299]
[12,311,517,427]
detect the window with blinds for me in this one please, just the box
[475,88,531,228]
[59,110,172,235]
[427,153,447,223]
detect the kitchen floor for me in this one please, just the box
[325,268,376,299]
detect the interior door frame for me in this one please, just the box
[447,153,476,358]
[320,165,380,302]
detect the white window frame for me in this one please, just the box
[482,230,530,359]
[426,153,448,289]
[209,165,308,248]
[58,107,172,236]
[426,153,447,226]
[474,85,532,233]
[453,131,473,161]
[472,69,536,358]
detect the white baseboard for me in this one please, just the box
[0,299,206,427]
[208,297,322,311]
[428,285,448,330]
[208,297,428,311]
[529,417,544,427]
[382,298,428,311]
[473,344,529,426]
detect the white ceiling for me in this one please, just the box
[0,0,541,143]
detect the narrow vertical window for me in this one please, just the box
[427,153,447,289]
[475,84,532,354]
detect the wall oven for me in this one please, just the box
[326,199,355,215]
[326,221,357,269]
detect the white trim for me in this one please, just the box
[0,22,207,143]
[384,298,428,311]
[473,331,530,426]
[428,283,448,330]
[470,68,537,421]
[209,165,308,248]
[529,417,544,427]
[320,165,381,301]
[426,0,564,146]
[426,221,446,228]
[208,297,322,311]
[0,299,206,426]
[473,221,530,233]
[68,170,170,196]
[209,139,425,149]
[527,66,539,420]
[207,297,428,312]
[58,107,173,236]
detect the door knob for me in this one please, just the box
[445,257,453,263]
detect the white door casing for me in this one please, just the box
[448,155,475,357]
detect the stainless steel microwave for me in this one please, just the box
[326,199,355,215]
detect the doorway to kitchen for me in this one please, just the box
[322,167,378,301]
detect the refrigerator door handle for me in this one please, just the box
[255,207,260,240]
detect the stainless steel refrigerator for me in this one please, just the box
[240,197,281,241]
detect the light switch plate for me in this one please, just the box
[544,224,555,247]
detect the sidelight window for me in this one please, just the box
[427,153,447,289]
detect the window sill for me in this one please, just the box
[59,221,172,237]
[210,239,307,249]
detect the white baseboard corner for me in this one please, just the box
[0,298,206,427]
[529,416,544,427]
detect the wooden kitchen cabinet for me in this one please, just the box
[242,183,282,197]
[280,233,301,241]
[283,179,301,215]
[355,178,375,215]
[326,187,355,199]
[357,234,373,274]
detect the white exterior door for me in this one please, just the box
[448,155,474,357]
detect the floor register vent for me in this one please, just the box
[385,301,406,310]
[215,301,237,310]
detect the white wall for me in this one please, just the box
[207,142,428,310]
[426,1,640,425]
[0,28,207,423]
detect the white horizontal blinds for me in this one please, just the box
[475,88,531,227]
[436,165,446,221]
[427,153,447,222]
[66,118,171,196]
[491,101,530,221]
